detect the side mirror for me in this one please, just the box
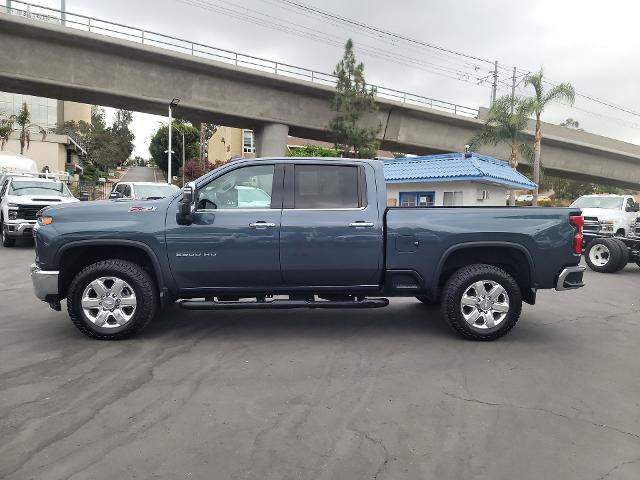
[176,184,196,225]
[109,191,122,199]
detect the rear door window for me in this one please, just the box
[293,165,361,209]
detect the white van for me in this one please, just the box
[0,153,38,176]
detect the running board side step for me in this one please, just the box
[179,298,389,310]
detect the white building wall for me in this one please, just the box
[386,181,508,207]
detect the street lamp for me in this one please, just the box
[168,98,180,184]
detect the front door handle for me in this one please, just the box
[250,221,276,229]
[349,221,375,228]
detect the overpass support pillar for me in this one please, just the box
[255,123,289,157]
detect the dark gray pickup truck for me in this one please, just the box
[31,158,585,341]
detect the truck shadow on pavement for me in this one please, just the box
[134,302,553,344]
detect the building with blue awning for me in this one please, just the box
[383,152,537,207]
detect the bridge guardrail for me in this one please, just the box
[1,1,479,118]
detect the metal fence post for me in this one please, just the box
[275,63,278,75]
[88,17,92,32]
[311,71,314,82]
[191,42,194,55]
[141,30,145,44]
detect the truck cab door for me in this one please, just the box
[165,163,283,291]
[279,163,383,288]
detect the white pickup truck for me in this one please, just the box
[570,194,639,240]
[1,175,78,247]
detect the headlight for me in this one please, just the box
[8,210,18,220]
[599,220,614,231]
[37,216,53,226]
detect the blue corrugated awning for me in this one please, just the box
[383,153,537,190]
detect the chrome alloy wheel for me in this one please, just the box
[460,280,510,329]
[588,243,610,267]
[81,276,137,328]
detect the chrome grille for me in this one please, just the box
[583,216,600,235]
[16,204,48,221]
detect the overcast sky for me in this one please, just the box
[27,0,640,157]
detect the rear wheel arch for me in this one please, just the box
[435,243,535,302]
[56,240,165,300]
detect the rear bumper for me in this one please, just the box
[556,266,586,291]
[30,263,59,301]
[4,220,37,238]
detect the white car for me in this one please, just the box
[0,176,78,247]
[570,194,639,238]
[110,181,180,200]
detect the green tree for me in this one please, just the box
[469,95,535,205]
[59,106,135,178]
[0,102,47,154]
[560,118,583,131]
[329,39,380,158]
[149,122,200,175]
[287,144,338,157]
[524,68,575,205]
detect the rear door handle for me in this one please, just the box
[250,221,276,229]
[349,221,375,228]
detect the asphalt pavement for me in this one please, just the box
[1,244,639,480]
[119,166,165,183]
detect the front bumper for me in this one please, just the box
[556,266,586,291]
[30,263,59,301]
[4,220,37,238]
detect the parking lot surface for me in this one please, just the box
[1,243,639,480]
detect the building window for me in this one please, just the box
[243,130,255,153]
[399,191,435,207]
[443,191,464,206]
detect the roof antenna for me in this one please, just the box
[464,144,472,158]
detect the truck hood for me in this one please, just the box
[42,197,174,218]
[6,194,78,206]
[578,207,622,220]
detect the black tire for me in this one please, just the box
[441,264,522,341]
[1,220,15,248]
[585,238,622,273]
[415,295,439,306]
[611,238,629,272]
[67,259,158,340]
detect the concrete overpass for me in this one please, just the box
[1,12,640,188]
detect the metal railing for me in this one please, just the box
[1,1,480,118]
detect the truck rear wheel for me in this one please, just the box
[611,238,629,271]
[441,264,522,341]
[585,238,623,273]
[67,259,158,340]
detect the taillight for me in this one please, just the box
[569,215,584,254]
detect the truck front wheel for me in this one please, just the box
[1,219,15,248]
[441,264,522,341]
[67,259,158,340]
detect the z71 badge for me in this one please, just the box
[128,206,157,212]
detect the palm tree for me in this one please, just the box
[0,102,47,155]
[524,69,575,205]
[470,95,535,206]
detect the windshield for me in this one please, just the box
[134,184,179,199]
[570,196,623,209]
[9,180,72,197]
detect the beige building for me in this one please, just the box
[207,127,394,162]
[207,126,256,163]
[0,93,90,173]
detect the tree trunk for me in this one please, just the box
[508,141,518,206]
[532,115,542,206]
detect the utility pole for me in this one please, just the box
[181,131,185,186]
[491,60,498,104]
[167,98,180,184]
